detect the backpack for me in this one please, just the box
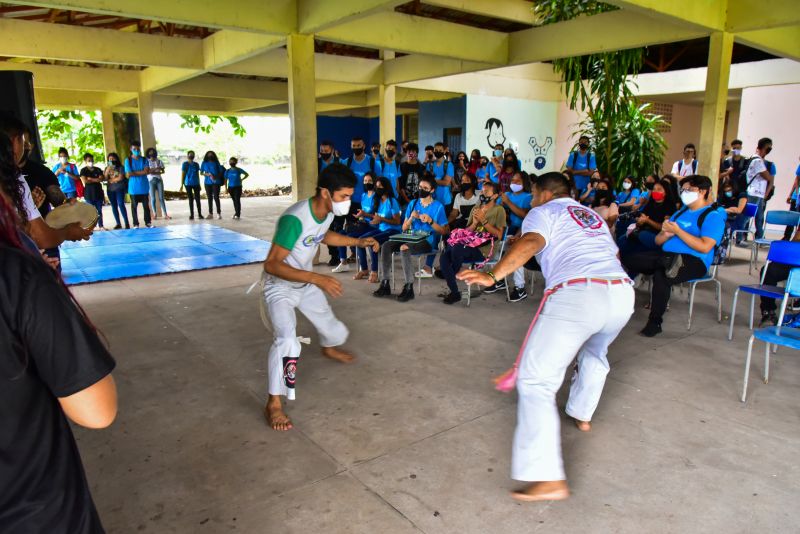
[317,155,339,172]
[677,159,698,174]
[568,150,593,170]
[344,155,376,175]
[673,203,728,265]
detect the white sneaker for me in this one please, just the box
[332,262,350,273]
[415,269,433,278]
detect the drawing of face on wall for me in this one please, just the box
[485,118,506,149]
[528,136,553,170]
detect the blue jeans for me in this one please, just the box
[149,177,167,216]
[87,198,104,228]
[107,190,129,227]
[338,223,372,262]
[356,228,400,271]
[735,195,765,241]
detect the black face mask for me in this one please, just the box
[595,190,610,202]
[646,182,655,191]
[188,156,194,160]
[364,182,375,191]
[460,183,473,192]
[480,194,494,204]
[765,146,772,155]
[352,147,364,156]
[372,149,380,155]
[418,189,432,198]
[434,151,444,159]
[110,160,119,166]
[375,187,385,196]
[579,143,589,150]
[320,152,331,160]
[385,150,395,159]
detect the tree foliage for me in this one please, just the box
[179,115,246,137]
[534,0,668,182]
[36,110,105,162]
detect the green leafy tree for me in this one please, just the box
[179,115,246,137]
[534,0,668,182]
[36,110,105,162]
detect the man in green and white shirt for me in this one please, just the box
[263,164,379,431]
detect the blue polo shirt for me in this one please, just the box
[506,191,533,230]
[405,198,448,248]
[51,162,79,195]
[793,164,800,201]
[662,205,725,269]
[567,151,597,192]
[381,159,401,193]
[124,156,149,195]
[319,156,339,171]
[182,161,200,187]
[376,197,402,232]
[201,161,225,186]
[360,191,377,215]
[347,156,381,204]
[616,188,641,205]
[225,167,247,187]
[426,160,454,206]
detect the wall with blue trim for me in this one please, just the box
[418,96,466,152]
[317,116,402,159]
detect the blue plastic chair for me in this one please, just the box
[741,268,800,402]
[750,210,800,274]
[729,240,800,340]
[728,202,758,257]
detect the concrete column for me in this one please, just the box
[100,107,117,158]
[698,31,734,195]
[379,50,396,146]
[137,91,156,150]
[287,33,317,201]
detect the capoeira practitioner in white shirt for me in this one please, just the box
[458,172,634,501]
[262,163,379,431]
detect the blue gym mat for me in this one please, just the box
[59,224,271,285]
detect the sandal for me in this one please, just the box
[353,270,369,280]
[368,272,379,283]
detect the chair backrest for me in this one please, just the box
[743,202,759,217]
[787,268,800,298]
[765,210,800,227]
[766,240,800,267]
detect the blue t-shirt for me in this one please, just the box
[793,164,800,201]
[347,156,381,204]
[201,161,225,185]
[615,188,641,205]
[124,156,149,195]
[375,197,402,232]
[475,165,495,189]
[426,160,454,206]
[319,156,339,171]
[662,205,725,269]
[567,151,597,191]
[506,191,533,230]
[381,159,401,193]
[225,167,247,187]
[182,161,200,187]
[360,191,377,215]
[404,198,448,247]
[51,162,79,194]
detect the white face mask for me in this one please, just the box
[622,182,632,190]
[86,162,93,168]
[60,156,68,164]
[331,197,351,216]
[732,149,742,156]
[680,190,700,206]
[509,183,523,193]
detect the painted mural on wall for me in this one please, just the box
[466,95,558,173]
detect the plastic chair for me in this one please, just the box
[750,210,800,274]
[741,268,800,402]
[686,261,722,330]
[728,202,758,257]
[729,240,800,340]
[465,237,507,307]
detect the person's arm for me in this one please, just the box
[240,169,250,181]
[322,230,378,250]
[661,219,717,254]
[458,232,546,286]
[28,218,92,248]
[264,241,345,298]
[59,374,117,429]
[787,174,799,203]
[761,168,774,197]
[727,196,748,215]
[579,184,593,202]
[503,195,530,219]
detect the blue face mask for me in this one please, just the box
[724,191,733,198]
[132,149,141,156]
[493,150,502,157]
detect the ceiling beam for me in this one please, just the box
[0,17,202,68]
[726,0,800,32]
[159,76,288,101]
[604,0,725,32]
[0,61,139,92]
[735,26,800,62]
[317,11,509,64]
[508,9,708,65]
[423,0,537,25]
[383,54,495,85]
[297,0,406,34]
[1,0,296,34]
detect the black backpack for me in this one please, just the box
[677,159,698,174]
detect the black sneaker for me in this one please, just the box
[759,311,778,327]
[373,280,391,298]
[484,279,506,294]
[508,287,528,302]
[189,215,194,220]
[640,321,662,337]
[396,283,415,302]
[327,256,340,267]
[434,268,444,279]
[442,291,461,305]
[113,224,122,230]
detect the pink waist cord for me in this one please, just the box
[493,288,555,393]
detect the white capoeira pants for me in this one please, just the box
[512,282,634,482]
[264,281,348,400]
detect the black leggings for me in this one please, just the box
[186,185,202,217]
[439,243,486,294]
[130,194,151,227]
[229,186,242,217]
[205,184,221,215]
[760,261,791,313]
[622,250,708,324]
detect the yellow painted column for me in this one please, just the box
[100,107,117,158]
[698,31,734,195]
[379,50,396,145]
[287,33,317,201]
[137,91,157,150]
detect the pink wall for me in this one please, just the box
[738,84,800,212]
[658,102,703,174]
[555,101,582,169]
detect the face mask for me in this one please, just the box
[579,143,588,150]
[60,156,68,164]
[646,182,655,191]
[352,147,364,156]
[493,150,502,158]
[320,152,331,160]
[132,149,140,156]
[330,197,351,216]
[765,146,772,155]
[86,161,93,168]
[407,152,417,160]
[434,151,444,159]
[385,150,395,159]
[732,149,741,156]
[418,189,432,199]
[460,183,473,193]
[622,182,632,190]
[375,188,385,197]
[651,191,666,201]
[480,161,488,167]
[372,149,380,155]
[724,191,733,198]
[510,183,523,193]
[680,190,700,205]
[107,160,114,166]
[480,194,494,204]
[363,182,375,191]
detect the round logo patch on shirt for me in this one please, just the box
[283,357,297,387]
[567,205,604,230]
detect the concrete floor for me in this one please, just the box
[71,197,800,534]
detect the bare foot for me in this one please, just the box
[264,395,293,431]
[511,480,570,502]
[322,346,356,363]
[573,418,592,432]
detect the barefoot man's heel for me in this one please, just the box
[322,346,356,364]
[265,395,293,431]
